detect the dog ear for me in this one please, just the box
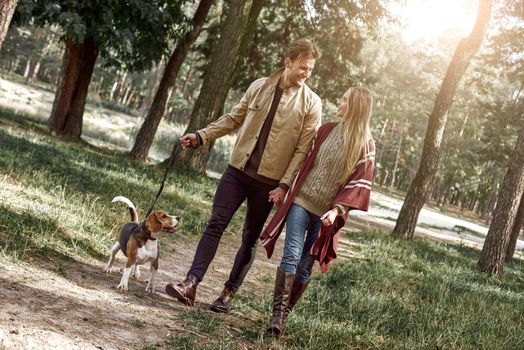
[146,212,163,233]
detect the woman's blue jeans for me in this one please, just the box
[280,204,322,282]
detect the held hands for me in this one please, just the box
[268,187,286,208]
[179,133,199,149]
[320,208,340,226]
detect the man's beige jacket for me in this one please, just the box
[196,68,322,187]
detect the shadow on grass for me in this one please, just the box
[0,105,49,132]
[0,123,210,214]
[0,205,105,261]
[351,230,479,267]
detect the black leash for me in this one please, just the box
[116,140,180,242]
[143,140,178,218]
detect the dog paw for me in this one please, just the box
[132,272,141,280]
[145,283,155,293]
[103,266,112,274]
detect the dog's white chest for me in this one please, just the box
[136,240,158,264]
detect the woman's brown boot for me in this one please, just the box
[267,268,294,336]
[284,279,310,320]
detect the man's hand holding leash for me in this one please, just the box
[180,133,200,149]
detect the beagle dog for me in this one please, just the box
[104,196,180,293]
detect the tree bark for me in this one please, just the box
[377,118,395,182]
[182,57,196,100]
[478,129,524,275]
[481,175,499,224]
[26,60,41,84]
[0,0,18,51]
[392,0,492,239]
[390,128,403,189]
[166,0,266,172]
[130,0,214,162]
[505,194,524,262]
[24,59,31,79]
[49,37,98,139]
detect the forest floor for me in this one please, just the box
[1,76,523,349]
[0,232,286,349]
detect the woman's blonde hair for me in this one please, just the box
[340,86,373,177]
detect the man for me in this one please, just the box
[165,39,322,313]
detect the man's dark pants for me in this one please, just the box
[188,165,275,291]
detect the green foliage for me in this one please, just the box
[234,0,393,100]
[14,0,187,71]
[485,0,524,82]
[427,0,524,212]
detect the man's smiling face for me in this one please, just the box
[284,54,316,87]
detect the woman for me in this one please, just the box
[260,86,375,335]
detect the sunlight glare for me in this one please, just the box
[393,0,478,42]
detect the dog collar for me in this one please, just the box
[142,222,157,241]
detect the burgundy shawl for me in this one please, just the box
[260,122,375,272]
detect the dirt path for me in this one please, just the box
[3,212,515,349]
[0,232,285,350]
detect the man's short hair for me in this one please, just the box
[284,39,321,61]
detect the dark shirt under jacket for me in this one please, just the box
[244,85,284,186]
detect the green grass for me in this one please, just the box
[2,110,524,349]
[176,309,222,336]
[148,230,524,350]
[282,231,524,349]
[131,318,146,329]
[0,110,245,261]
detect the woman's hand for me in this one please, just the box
[320,208,339,226]
[268,187,286,208]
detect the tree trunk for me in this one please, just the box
[182,57,196,100]
[390,128,403,189]
[166,0,266,172]
[26,60,41,84]
[392,0,492,239]
[49,37,98,139]
[0,0,18,51]
[120,85,131,105]
[124,89,135,106]
[377,118,395,182]
[505,194,524,262]
[130,0,214,162]
[481,176,499,224]
[109,73,120,102]
[478,129,524,275]
[24,59,31,79]
[381,171,389,187]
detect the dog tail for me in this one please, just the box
[112,196,138,223]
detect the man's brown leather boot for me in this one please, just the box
[165,274,199,306]
[266,268,294,336]
[210,286,235,313]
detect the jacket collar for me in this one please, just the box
[265,67,302,93]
